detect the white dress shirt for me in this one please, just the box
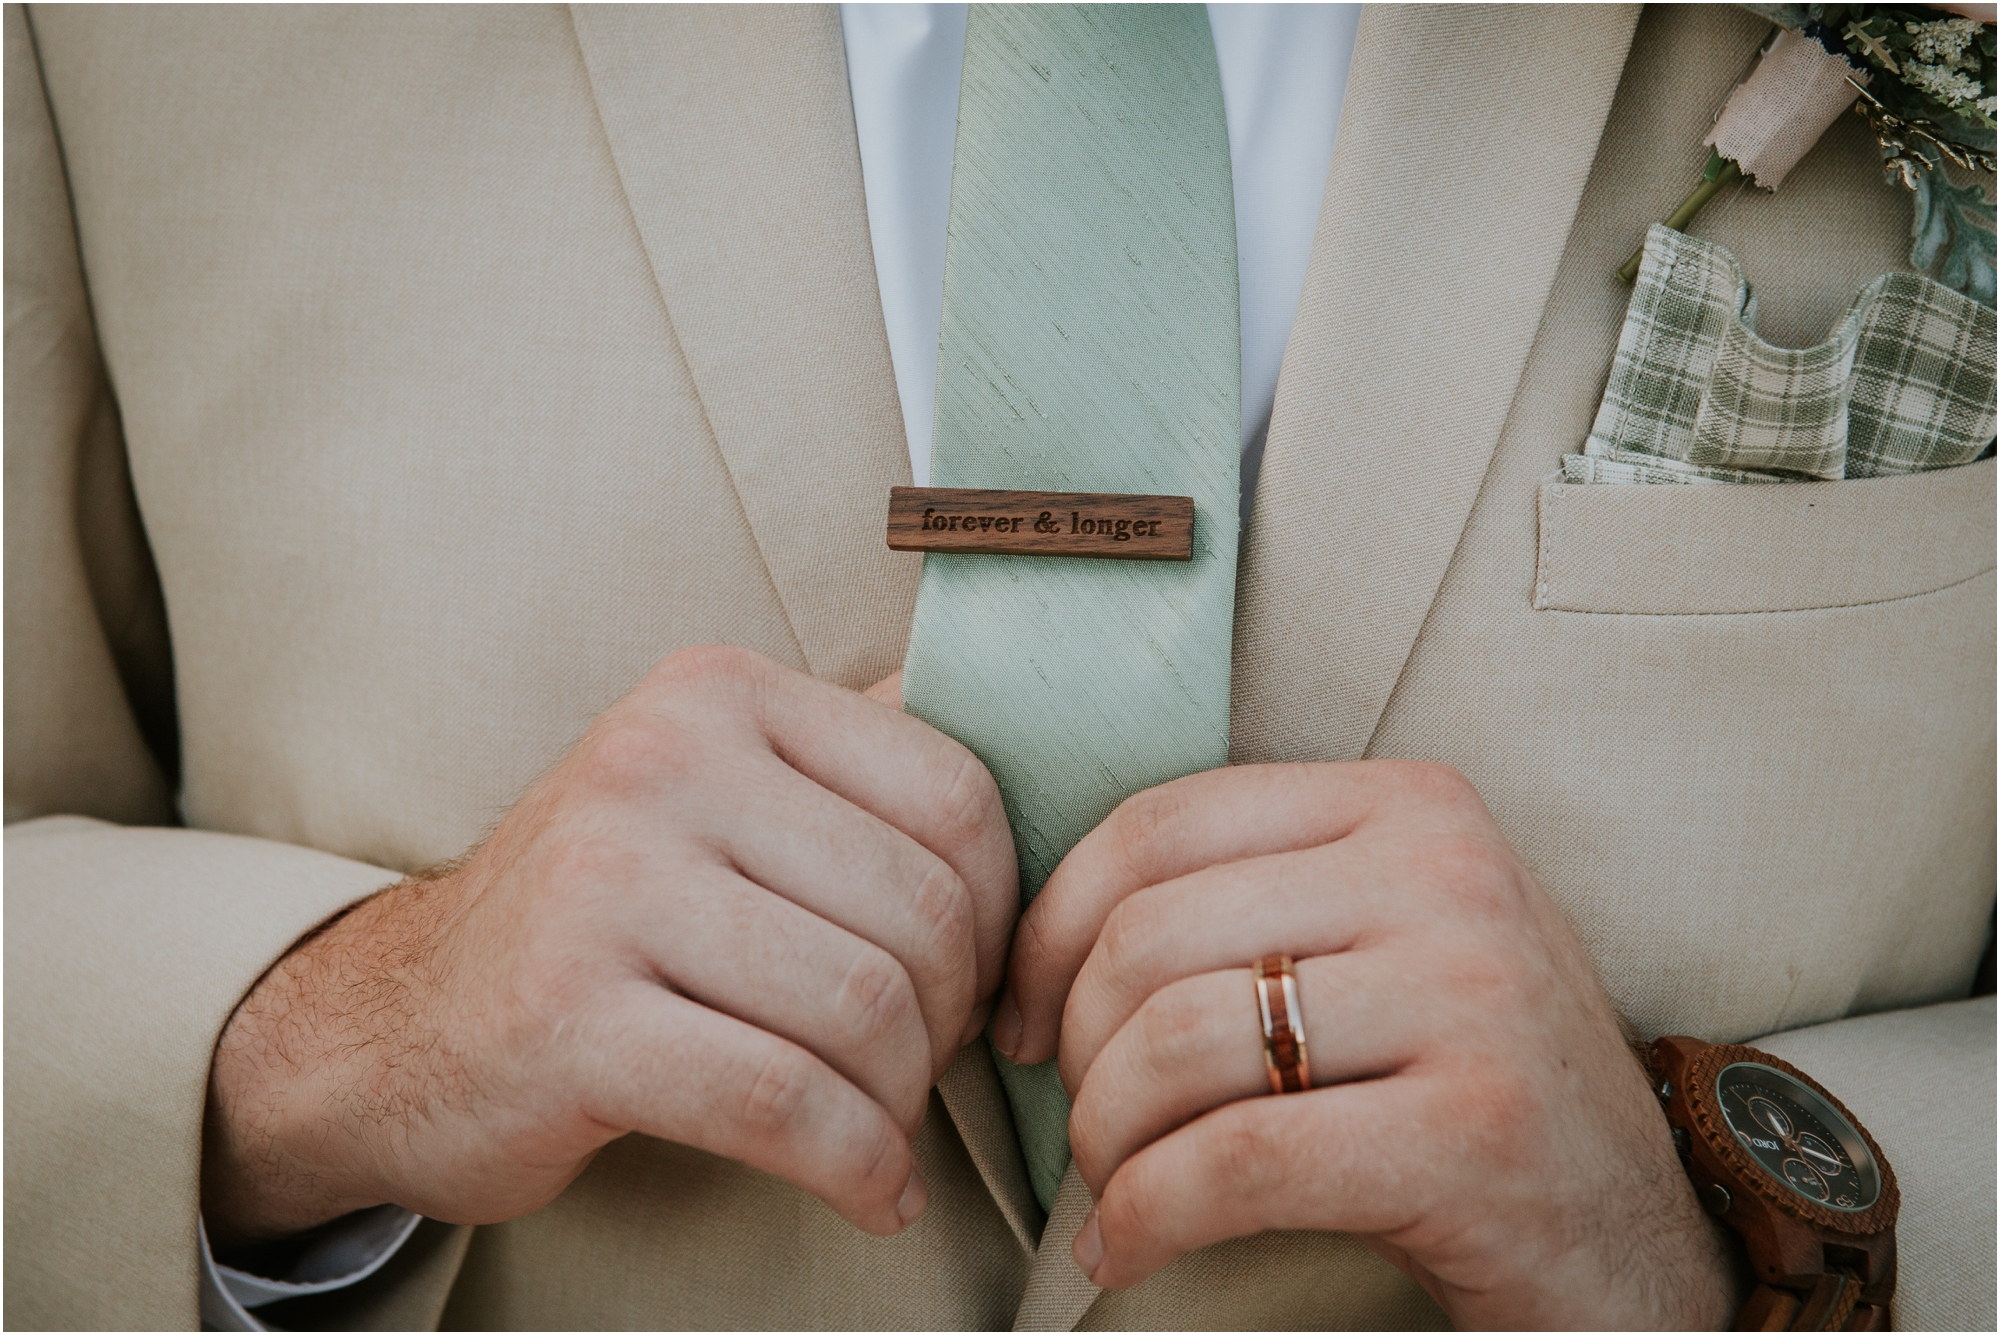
[200,7,1358,1325]
[843,2,1358,507]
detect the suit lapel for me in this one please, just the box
[1231,4,1640,764]
[937,1041,1044,1255]
[570,3,918,690]
[1011,1164,1100,1332]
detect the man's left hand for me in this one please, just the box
[997,760,1742,1329]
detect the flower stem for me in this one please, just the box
[1616,158,1744,283]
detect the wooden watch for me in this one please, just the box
[1649,1037,1898,1332]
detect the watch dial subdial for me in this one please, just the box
[1782,1157,1829,1199]
[1747,1095,1792,1139]
[1795,1132,1843,1177]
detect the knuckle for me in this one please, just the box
[1111,783,1186,873]
[1094,895,1162,986]
[857,1111,905,1192]
[1378,758,1480,808]
[838,949,921,1045]
[892,1081,931,1137]
[1131,982,1216,1075]
[644,644,768,713]
[906,860,976,971]
[739,1047,817,1141]
[1066,1101,1120,1199]
[1067,1115,1106,1186]
[926,747,1004,860]
[1011,902,1057,978]
[651,642,762,689]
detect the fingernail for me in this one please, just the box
[896,1165,928,1226]
[992,990,1023,1058]
[1073,1208,1103,1281]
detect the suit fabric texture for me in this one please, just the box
[5,4,1993,1330]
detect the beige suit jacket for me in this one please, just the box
[6,4,1993,1329]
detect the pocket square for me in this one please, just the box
[1569,225,1996,485]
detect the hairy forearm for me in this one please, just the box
[201,870,460,1247]
[1593,1183,1747,1331]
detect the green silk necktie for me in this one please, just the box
[901,3,1241,1209]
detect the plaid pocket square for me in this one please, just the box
[1569,225,1995,485]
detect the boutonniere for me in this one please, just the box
[1619,3,1996,306]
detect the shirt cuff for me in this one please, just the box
[198,1206,422,1331]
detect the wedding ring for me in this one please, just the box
[1253,954,1311,1094]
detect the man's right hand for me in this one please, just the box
[200,646,1018,1247]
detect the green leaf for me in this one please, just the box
[1911,163,1956,270]
[1938,225,1994,308]
[1907,146,1998,307]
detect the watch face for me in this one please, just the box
[1715,1062,1881,1212]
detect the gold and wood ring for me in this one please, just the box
[1253,954,1311,1094]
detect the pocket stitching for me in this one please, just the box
[1536,553,1993,617]
[1533,483,1557,612]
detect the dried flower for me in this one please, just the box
[1837,4,1997,127]
[1903,17,1982,70]
[1904,58,1987,111]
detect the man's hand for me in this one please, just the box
[202,646,1017,1247]
[998,761,1741,1329]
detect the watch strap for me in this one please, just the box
[1739,1274,1887,1331]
